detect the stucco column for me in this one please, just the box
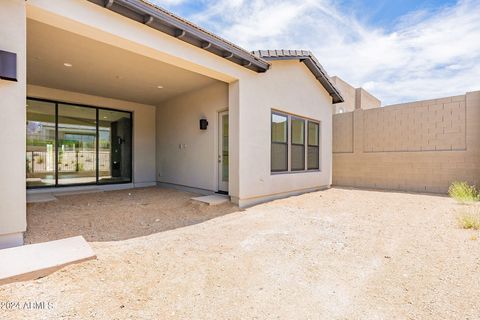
[228,81,240,202]
[0,0,27,248]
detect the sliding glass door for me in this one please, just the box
[57,104,97,186]
[98,109,132,184]
[26,100,56,187]
[26,98,133,188]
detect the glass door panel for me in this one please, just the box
[218,111,229,192]
[26,99,56,187]
[98,109,132,184]
[57,104,97,185]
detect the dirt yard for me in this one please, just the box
[1,187,479,319]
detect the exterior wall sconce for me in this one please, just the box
[0,50,17,82]
[200,118,208,130]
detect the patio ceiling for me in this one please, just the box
[27,19,219,106]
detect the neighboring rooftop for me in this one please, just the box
[330,76,381,113]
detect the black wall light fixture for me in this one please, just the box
[200,118,208,130]
[0,50,17,82]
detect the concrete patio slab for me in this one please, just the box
[191,194,230,205]
[0,236,96,286]
[26,193,57,204]
[54,188,104,197]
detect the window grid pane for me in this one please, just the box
[308,121,320,170]
[271,113,288,143]
[308,146,319,170]
[291,118,305,171]
[291,144,305,171]
[291,118,305,144]
[308,122,319,146]
[271,143,288,172]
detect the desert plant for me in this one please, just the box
[448,181,479,203]
[457,209,480,230]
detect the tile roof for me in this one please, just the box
[88,0,270,72]
[253,50,344,103]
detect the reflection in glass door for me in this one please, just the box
[98,109,132,184]
[26,100,56,187]
[57,104,97,185]
[218,111,228,192]
[26,98,133,189]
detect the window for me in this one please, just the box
[271,110,320,173]
[271,113,288,172]
[308,121,320,170]
[291,118,305,171]
[26,98,133,188]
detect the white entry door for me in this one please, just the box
[218,111,229,192]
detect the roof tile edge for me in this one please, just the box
[253,50,344,104]
[87,0,270,72]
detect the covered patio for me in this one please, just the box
[25,187,238,244]
[26,16,230,192]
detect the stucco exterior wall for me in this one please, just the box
[0,0,27,248]
[24,0,250,202]
[27,85,157,187]
[156,82,228,191]
[333,91,480,193]
[235,60,333,206]
[0,0,338,246]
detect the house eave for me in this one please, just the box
[252,50,345,104]
[86,0,271,73]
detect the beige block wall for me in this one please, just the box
[333,91,480,193]
[28,85,157,187]
[0,0,27,247]
[333,112,354,153]
[156,82,228,191]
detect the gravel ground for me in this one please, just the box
[1,187,479,319]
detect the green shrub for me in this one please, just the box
[448,181,479,203]
[457,210,480,230]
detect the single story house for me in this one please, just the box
[0,0,343,249]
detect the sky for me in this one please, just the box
[151,0,480,105]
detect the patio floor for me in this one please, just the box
[2,187,480,319]
[25,187,238,243]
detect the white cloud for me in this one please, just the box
[155,0,480,105]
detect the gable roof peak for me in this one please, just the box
[252,50,344,104]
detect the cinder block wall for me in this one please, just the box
[332,91,480,193]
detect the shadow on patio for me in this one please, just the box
[25,187,240,244]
